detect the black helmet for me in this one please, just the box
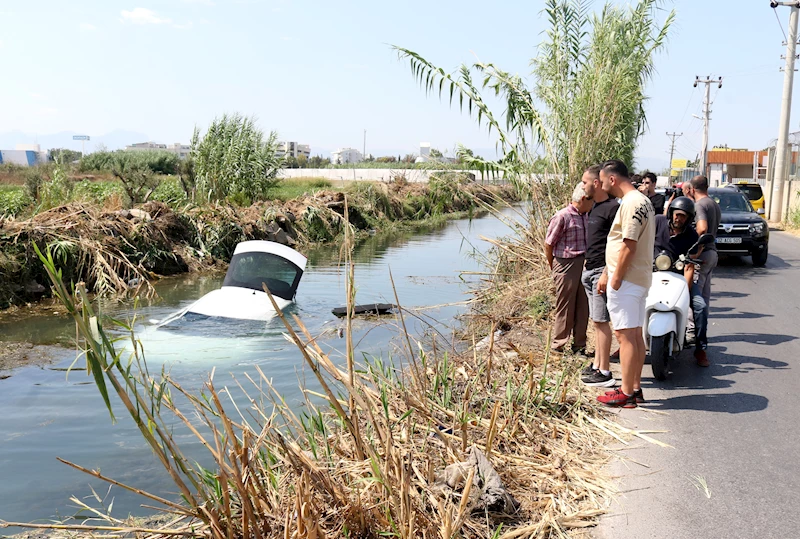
[668,196,695,221]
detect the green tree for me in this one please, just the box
[191,113,282,203]
[308,155,331,168]
[429,148,443,159]
[49,148,82,164]
[394,0,674,186]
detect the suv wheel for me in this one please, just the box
[752,247,768,267]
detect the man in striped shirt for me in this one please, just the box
[545,183,593,353]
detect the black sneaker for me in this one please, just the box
[580,364,596,378]
[583,370,616,387]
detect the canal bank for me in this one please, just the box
[0,176,517,309]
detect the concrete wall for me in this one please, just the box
[279,168,494,183]
[787,180,800,217]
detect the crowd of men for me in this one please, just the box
[544,160,721,409]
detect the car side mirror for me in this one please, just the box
[757,208,766,216]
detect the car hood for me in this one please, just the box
[719,211,765,224]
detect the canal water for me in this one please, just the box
[0,208,520,524]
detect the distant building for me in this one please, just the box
[276,141,311,159]
[331,148,363,164]
[0,143,49,166]
[126,141,191,159]
[415,142,431,164]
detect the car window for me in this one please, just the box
[711,192,752,212]
[737,184,763,201]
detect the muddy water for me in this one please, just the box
[0,208,521,525]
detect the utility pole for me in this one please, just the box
[769,1,799,223]
[694,76,722,178]
[666,131,683,171]
[363,129,366,160]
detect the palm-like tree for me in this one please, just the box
[394,0,674,189]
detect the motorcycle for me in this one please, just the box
[644,233,715,380]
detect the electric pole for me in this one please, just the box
[363,129,367,161]
[666,131,683,171]
[694,76,722,178]
[769,1,799,223]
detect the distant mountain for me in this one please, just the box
[0,130,152,154]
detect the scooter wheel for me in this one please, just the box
[650,334,671,381]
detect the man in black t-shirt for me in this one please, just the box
[579,165,619,388]
[642,172,665,216]
[664,197,707,361]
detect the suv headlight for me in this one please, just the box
[750,221,767,236]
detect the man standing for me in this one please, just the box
[596,160,655,408]
[689,175,721,364]
[664,196,709,365]
[642,172,665,215]
[580,165,619,387]
[544,183,593,354]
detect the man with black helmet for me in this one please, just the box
[665,196,709,366]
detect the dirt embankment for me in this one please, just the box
[0,179,517,308]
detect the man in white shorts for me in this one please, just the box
[595,160,655,409]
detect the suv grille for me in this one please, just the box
[718,224,749,233]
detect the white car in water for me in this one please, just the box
[159,240,307,324]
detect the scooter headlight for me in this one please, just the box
[655,253,673,271]
[675,260,685,271]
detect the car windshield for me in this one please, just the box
[711,192,753,213]
[737,184,764,201]
[223,251,303,300]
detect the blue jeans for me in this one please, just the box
[690,283,707,350]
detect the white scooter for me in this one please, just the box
[644,233,714,380]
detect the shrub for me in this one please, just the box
[151,177,189,207]
[39,164,73,209]
[0,187,32,217]
[192,113,283,203]
[72,180,125,205]
[79,150,179,175]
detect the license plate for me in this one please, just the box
[716,237,742,244]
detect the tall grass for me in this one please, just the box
[192,113,283,203]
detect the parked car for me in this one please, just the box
[708,188,769,266]
[725,181,765,212]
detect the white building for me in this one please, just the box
[126,142,191,159]
[415,142,431,164]
[331,148,363,164]
[276,141,311,159]
[0,144,49,166]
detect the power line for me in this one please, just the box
[666,131,683,169]
[775,8,788,42]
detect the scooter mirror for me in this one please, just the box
[697,233,715,245]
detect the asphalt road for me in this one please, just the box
[595,231,800,539]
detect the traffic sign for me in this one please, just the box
[72,135,90,141]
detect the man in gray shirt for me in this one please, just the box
[689,175,721,366]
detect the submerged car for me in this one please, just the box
[708,188,769,267]
[159,240,307,324]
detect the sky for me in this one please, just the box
[0,0,796,171]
